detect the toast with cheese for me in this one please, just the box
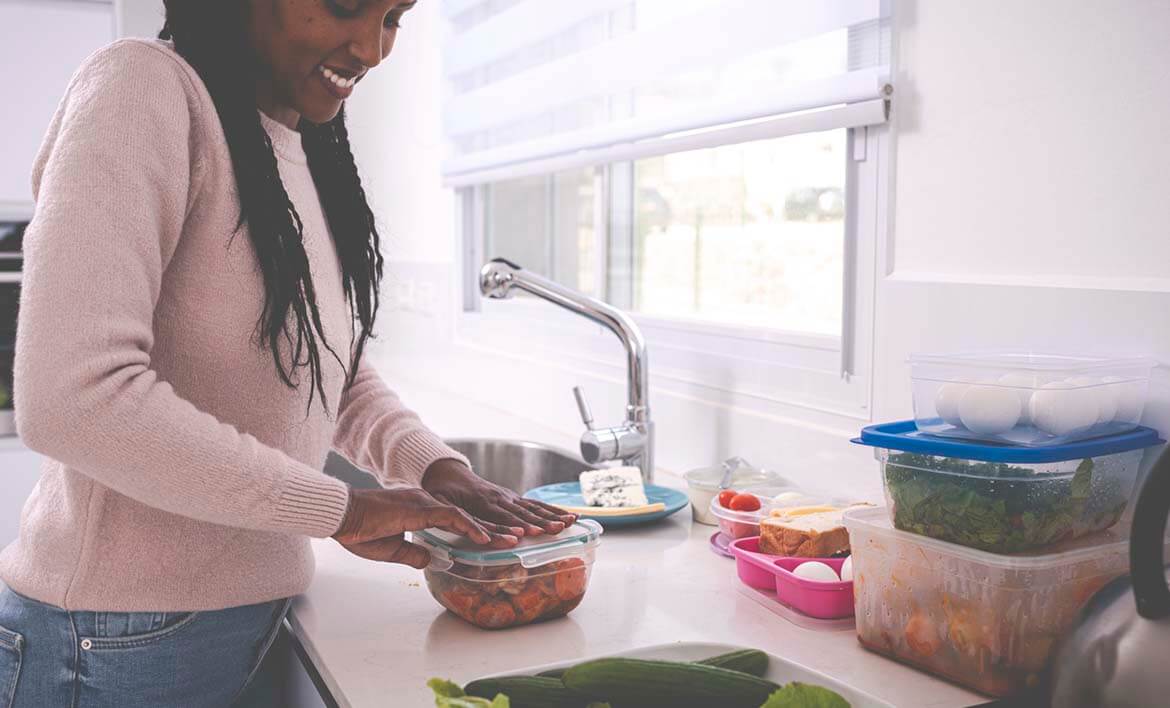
[758,503,872,557]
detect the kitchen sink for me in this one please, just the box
[323,438,597,494]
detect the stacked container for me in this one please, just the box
[849,352,1163,697]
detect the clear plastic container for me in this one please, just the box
[708,487,827,540]
[855,421,1162,553]
[909,352,1154,446]
[411,520,602,630]
[844,506,1142,697]
[682,457,788,525]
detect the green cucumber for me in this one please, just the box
[463,676,582,707]
[697,649,769,677]
[563,658,780,707]
[536,667,568,679]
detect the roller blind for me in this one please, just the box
[441,0,892,187]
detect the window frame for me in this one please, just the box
[452,120,887,420]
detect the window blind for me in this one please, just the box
[442,0,891,187]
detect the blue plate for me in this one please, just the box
[524,482,689,528]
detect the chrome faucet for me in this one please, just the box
[479,258,654,483]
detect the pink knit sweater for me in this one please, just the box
[0,39,467,612]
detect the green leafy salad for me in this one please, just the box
[884,453,1128,553]
[428,649,851,708]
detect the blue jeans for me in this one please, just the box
[0,584,290,707]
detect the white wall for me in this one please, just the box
[113,0,164,39]
[352,0,1170,499]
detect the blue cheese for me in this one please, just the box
[579,467,648,507]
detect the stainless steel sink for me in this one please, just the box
[323,438,598,494]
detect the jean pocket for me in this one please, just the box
[0,623,23,708]
[79,612,200,651]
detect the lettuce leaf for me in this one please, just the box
[759,682,851,708]
[427,678,510,707]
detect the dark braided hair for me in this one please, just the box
[159,1,384,417]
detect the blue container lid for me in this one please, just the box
[853,420,1164,463]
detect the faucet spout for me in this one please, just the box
[479,258,654,482]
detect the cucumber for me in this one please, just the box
[536,667,568,679]
[563,658,780,708]
[697,649,769,677]
[463,676,583,708]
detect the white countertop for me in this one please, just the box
[288,374,983,708]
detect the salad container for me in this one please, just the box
[844,506,1152,696]
[909,352,1154,446]
[412,520,602,630]
[854,421,1162,553]
[682,457,788,525]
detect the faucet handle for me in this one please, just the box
[572,386,595,430]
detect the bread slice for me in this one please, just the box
[758,503,872,557]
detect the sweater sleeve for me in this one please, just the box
[331,357,471,488]
[14,40,350,539]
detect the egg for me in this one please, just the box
[792,561,840,583]
[1102,376,1145,423]
[1066,376,1117,425]
[840,556,853,582]
[958,384,1022,435]
[997,372,1039,426]
[934,383,968,426]
[1029,381,1099,436]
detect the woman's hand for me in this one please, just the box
[422,459,578,536]
[332,487,520,569]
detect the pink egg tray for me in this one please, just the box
[728,537,855,620]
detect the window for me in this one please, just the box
[443,0,891,412]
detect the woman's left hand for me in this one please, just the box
[422,459,577,536]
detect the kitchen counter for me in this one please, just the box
[287,371,983,708]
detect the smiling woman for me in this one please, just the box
[0,1,572,706]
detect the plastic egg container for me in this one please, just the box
[910,352,1154,446]
[728,537,855,620]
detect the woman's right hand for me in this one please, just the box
[331,487,520,569]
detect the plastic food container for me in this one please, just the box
[708,487,824,540]
[412,520,602,630]
[844,506,1149,697]
[854,421,1162,553]
[682,458,788,525]
[909,352,1155,446]
[729,537,854,620]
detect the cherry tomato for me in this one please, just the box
[718,489,738,508]
[728,493,761,512]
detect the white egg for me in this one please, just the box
[958,384,1022,435]
[997,373,1040,426]
[1030,381,1099,436]
[840,556,853,582]
[1067,376,1117,425]
[934,383,968,426]
[1102,376,1145,423]
[793,561,840,583]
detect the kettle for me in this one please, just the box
[1047,446,1170,707]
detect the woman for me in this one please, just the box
[0,1,575,705]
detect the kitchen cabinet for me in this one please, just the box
[0,0,116,213]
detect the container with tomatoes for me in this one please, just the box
[412,520,602,630]
[708,486,821,540]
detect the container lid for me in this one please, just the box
[853,420,1163,463]
[908,351,1156,373]
[843,506,1132,571]
[411,519,603,571]
[683,457,786,490]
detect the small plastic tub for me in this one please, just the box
[844,506,1149,697]
[708,487,822,540]
[909,352,1155,446]
[854,421,1163,553]
[682,458,788,525]
[412,520,602,630]
[728,537,854,620]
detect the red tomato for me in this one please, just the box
[717,490,738,508]
[728,493,761,512]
